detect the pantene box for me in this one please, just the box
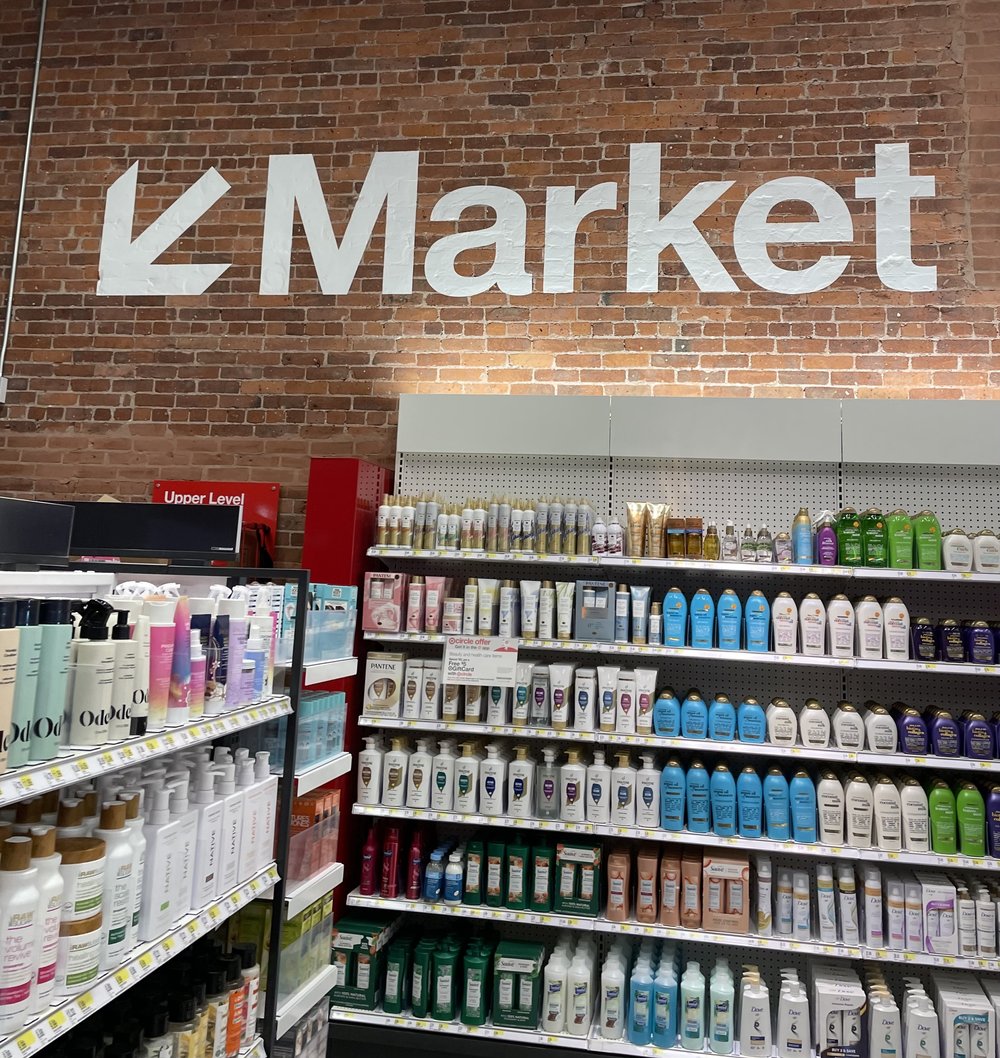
[362,572,408,632]
[363,652,406,718]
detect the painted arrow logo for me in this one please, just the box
[97,162,231,295]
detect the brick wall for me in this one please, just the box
[0,0,997,562]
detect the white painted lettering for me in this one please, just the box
[543,182,618,293]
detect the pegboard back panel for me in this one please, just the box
[396,453,612,516]
[609,458,841,537]
[842,462,1000,534]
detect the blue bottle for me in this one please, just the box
[736,767,763,838]
[743,591,770,652]
[423,851,444,900]
[763,768,790,840]
[737,697,767,743]
[681,692,708,740]
[789,771,817,843]
[653,690,681,738]
[716,590,742,651]
[689,590,715,649]
[652,966,678,1048]
[708,695,736,741]
[663,588,688,648]
[686,760,710,834]
[660,758,686,831]
[629,962,655,1045]
[962,711,995,760]
[709,764,737,836]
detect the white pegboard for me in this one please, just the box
[842,462,1000,534]
[396,453,612,517]
[609,458,840,538]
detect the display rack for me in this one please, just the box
[331,395,1000,1058]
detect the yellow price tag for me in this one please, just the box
[77,992,94,1010]
[162,937,175,952]
[190,727,202,739]
[138,953,154,971]
[50,766,63,781]
[114,968,131,986]
[121,745,134,759]
[15,1031,37,1054]
[47,1013,67,1033]
[208,905,221,921]
[100,753,114,767]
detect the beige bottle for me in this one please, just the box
[798,594,826,656]
[606,848,631,922]
[680,851,702,928]
[635,847,659,924]
[659,853,681,926]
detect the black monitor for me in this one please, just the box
[0,496,76,564]
[65,501,243,563]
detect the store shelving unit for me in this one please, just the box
[330,395,1000,1057]
[294,751,352,796]
[275,965,340,1039]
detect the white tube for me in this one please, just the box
[520,581,540,640]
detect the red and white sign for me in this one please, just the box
[442,635,519,688]
[152,480,280,567]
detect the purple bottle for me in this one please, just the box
[929,710,961,757]
[962,711,995,759]
[987,785,1000,857]
[966,622,996,666]
[911,618,937,661]
[815,515,838,565]
[894,703,928,755]
[937,619,965,663]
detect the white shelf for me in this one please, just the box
[279,863,344,919]
[365,631,999,677]
[352,803,1000,873]
[329,1005,590,1049]
[0,864,279,1058]
[0,570,117,596]
[0,696,292,809]
[240,1038,266,1058]
[275,965,338,1038]
[346,890,1000,972]
[357,716,1000,774]
[369,546,1000,584]
[295,752,352,795]
[304,657,358,687]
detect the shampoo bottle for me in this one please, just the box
[507,744,535,819]
[7,600,41,770]
[861,509,887,567]
[480,742,506,818]
[660,758,686,832]
[0,837,38,1034]
[686,760,710,834]
[560,749,586,823]
[845,773,874,847]
[611,753,637,827]
[708,695,736,741]
[680,962,706,1050]
[29,599,73,762]
[763,768,790,840]
[708,960,735,1055]
[886,509,914,569]
[689,590,715,650]
[382,738,411,809]
[815,512,839,565]
[139,787,180,941]
[817,771,845,844]
[873,775,903,850]
[536,747,560,820]
[736,767,762,838]
[406,738,433,810]
[737,970,771,1058]
[663,589,688,648]
[766,698,797,746]
[716,591,742,651]
[798,594,826,656]
[709,764,737,837]
[771,593,797,653]
[681,692,708,740]
[653,689,681,737]
[737,698,766,743]
[28,827,62,1015]
[854,596,884,659]
[430,740,457,812]
[93,800,135,969]
[586,749,611,824]
[453,742,480,814]
[744,592,770,652]
[798,700,830,748]
[883,598,911,661]
[789,771,817,843]
[913,510,942,570]
[357,737,384,807]
[635,755,660,829]
[826,595,855,658]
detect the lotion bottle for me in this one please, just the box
[382,738,410,809]
[453,742,480,814]
[139,787,180,941]
[536,747,560,820]
[0,837,38,1034]
[28,827,62,1014]
[635,755,660,829]
[586,749,611,824]
[93,800,135,969]
[406,738,433,810]
[611,752,637,827]
[190,765,224,907]
[357,736,385,807]
[507,745,535,820]
[430,740,457,812]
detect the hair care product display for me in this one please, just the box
[246,691,346,773]
[373,498,1000,574]
[365,577,1000,668]
[277,582,357,664]
[272,999,329,1058]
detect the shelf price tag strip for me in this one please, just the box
[0,864,279,1058]
[0,698,291,811]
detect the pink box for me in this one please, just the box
[362,571,409,632]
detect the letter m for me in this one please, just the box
[259,152,418,294]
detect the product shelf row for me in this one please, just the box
[345,889,999,972]
[0,863,279,1058]
[357,716,1000,774]
[352,803,1000,873]
[275,965,340,1039]
[364,631,1000,677]
[261,861,345,919]
[0,695,292,810]
[369,546,1000,584]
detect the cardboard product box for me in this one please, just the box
[362,652,406,719]
[282,583,300,642]
[702,851,750,933]
[574,580,617,642]
[492,940,546,1029]
[330,914,402,1011]
[362,572,408,632]
[915,871,958,955]
[554,842,602,917]
[317,584,359,611]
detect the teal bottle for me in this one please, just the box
[707,695,736,741]
[681,691,708,740]
[763,768,790,840]
[660,758,686,831]
[737,767,763,838]
[653,690,681,738]
[737,697,767,743]
[789,770,817,843]
[686,760,710,834]
[709,764,737,836]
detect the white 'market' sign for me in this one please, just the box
[96,142,936,297]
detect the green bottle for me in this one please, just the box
[956,782,986,857]
[836,508,863,566]
[411,939,436,1018]
[383,940,411,1015]
[861,509,888,567]
[886,509,914,569]
[461,947,490,1026]
[928,780,958,854]
[506,843,529,910]
[530,844,554,912]
[463,839,484,906]
[432,941,461,1021]
[912,510,942,570]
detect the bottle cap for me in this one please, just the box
[15,598,40,626]
[15,798,42,827]
[168,993,196,1025]
[57,798,85,828]
[205,967,228,995]
[29,825,56,859]
[1,836,32,871]
[39,598,72,625]
[111,610,131,640]
[98,801,127,830]
[78,599,115,640]
[220,954,242,987]
[231,941,257,970]
[0,600,16,629]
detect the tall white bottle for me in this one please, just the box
[168,778,198,916]
[680,961,706,1050]
[28,827,62,1014]
[235,760,259,883]
[253,752,278,872]
[357,737,384,807]
[214,764,243,895]
[119,790,146,947]
[92,801,135,970]
[381,739,410,809]
[189,766,224,905]
[610,753,637,827]
[738,970,771,1058]
[709,959,735,1055]
[453,742,480,814]
[406,739,434,810]
[430,740,457,812]
[586,750,612,824]
[560,749,586,824]
[480,743,507,818]
[635,754,660,829]
[507,745,535,820]
[139,788,180,940]
[0,837,38,1034]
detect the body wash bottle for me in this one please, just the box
[560,749,586,823]
[611,753,637,827]
[635,755,659,829]
[430,740,457,812]
[357,737,384,806]
[7,600,41,769]
[536,747,560,820]
[30,599,73,762]
[507,745,535,819]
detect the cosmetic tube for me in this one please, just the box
[130,614,150,735]
[0,602,18,772]
[520,581,540,640]
[68,599,117,748]
[629,585,651,645]
[647,503,669,559]
[556,582,575,640]
[143,597,178,732]
[478,579,499,636]
[597,667,619,733]
[30,600,73,761]
[463,580,478,635]
[221,600,248,712]
[626,502,649,557]
[107,611,136,742]
[167,596,191,726]
[7,600,41,769]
